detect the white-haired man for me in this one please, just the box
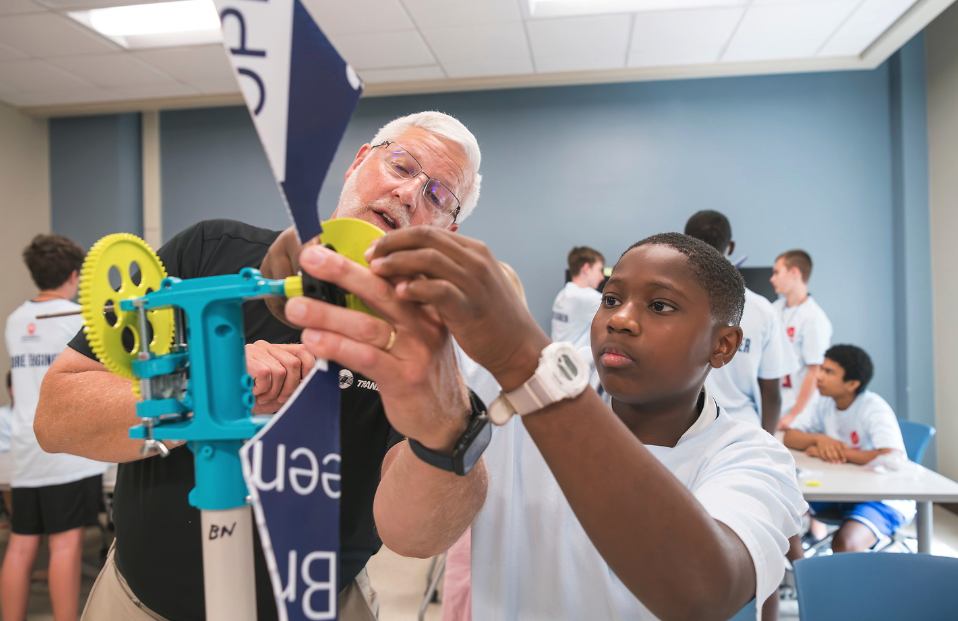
[35,111,486,621]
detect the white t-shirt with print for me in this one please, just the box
[551,281,602,351]
[472,377,807,621]
[772,296,832,416]
[789,390,915,520]
[5,299,108,487]
[707,289,798,427]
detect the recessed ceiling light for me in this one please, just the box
[529,0,746,19]
[69,0,222,49]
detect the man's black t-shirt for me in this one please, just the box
[69,220,404,621]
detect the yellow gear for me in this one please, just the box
[78,234,175,389]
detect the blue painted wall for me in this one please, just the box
[52,41,933,437]
[50,113,142,250]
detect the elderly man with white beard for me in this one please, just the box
[34,111,488,621]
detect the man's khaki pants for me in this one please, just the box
[82,544,380,620]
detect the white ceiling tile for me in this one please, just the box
[299,0,415,35]
[722,1,860,62]
[423,22,532,78]
[0,42,27,61]
[819,0,918,57]
[527,15,630,73]
[402,0,522,30]
[33,0,162,7]
[359,65,445,83]
[628,7,743,67]
[0,59,94,91]
[329,30,435,70]
[0,12,119,58]
[47,52,174,87]
[134,45,236,93]
[0,0,46,16]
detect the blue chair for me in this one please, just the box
[793,553,958,620]
[727,599,755,621]
[899,419,936,465]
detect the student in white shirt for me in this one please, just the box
[770,249,832,429]
[0,234,108,621]
[301,230,807,620]
[784,344,914,552]
[685,211,798,434]
[551,246,605,351]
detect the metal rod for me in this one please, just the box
[35,304,114,320]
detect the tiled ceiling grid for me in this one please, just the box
[0,0,943,111]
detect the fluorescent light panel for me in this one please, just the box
[69,0,222,50]
[529,0,747,19]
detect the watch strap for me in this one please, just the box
[408,390,490,476]
[503,375,555,416]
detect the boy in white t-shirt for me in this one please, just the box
[346,230,806,621]
[550,246,605,351]
[685,211,798,434]
[784,345,914,552]
[1,234,108,621]
[770,249,832,429]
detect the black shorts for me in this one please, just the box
[11,475,103,535]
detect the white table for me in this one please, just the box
[789,448,958,553]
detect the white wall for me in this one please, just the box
[0,102,51,399]
[926,4,958,481]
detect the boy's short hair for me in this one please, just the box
[621,233,745,326]
[22,234,85,291]
[568,246,605,277]
[825,345,873,395]
[684,210,732,255]
[777,250,813,283]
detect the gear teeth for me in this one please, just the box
[78,233,175,396]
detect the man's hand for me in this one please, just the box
[246,341,315,413]
[813,435,848,463]
[283,244,470,452]
[366,227,550,392]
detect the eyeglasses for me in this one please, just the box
[373,141,462,223]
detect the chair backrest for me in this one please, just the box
[898,419,936,464]
[793,553,958,621]
[726,598,755,621]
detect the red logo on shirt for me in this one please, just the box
[787,327,795,342]
[850,431,860,447]
[26,323,35,335]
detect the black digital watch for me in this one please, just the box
[408,390,491,476]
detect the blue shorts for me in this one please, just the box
[808,501,907,539]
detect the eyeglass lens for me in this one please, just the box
[382,145,458,215]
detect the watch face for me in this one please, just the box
[557,353,579,382]
[457,417,492,475]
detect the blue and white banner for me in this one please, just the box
[214,0,363,242]
[241,362,342,621]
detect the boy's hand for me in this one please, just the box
[367,227,550,391]
[804,445,821,458]
[813,435,849,463]
[284,244,470,452]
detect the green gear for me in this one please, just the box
[78,233,174,387]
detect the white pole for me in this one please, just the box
[201,505,257,621]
